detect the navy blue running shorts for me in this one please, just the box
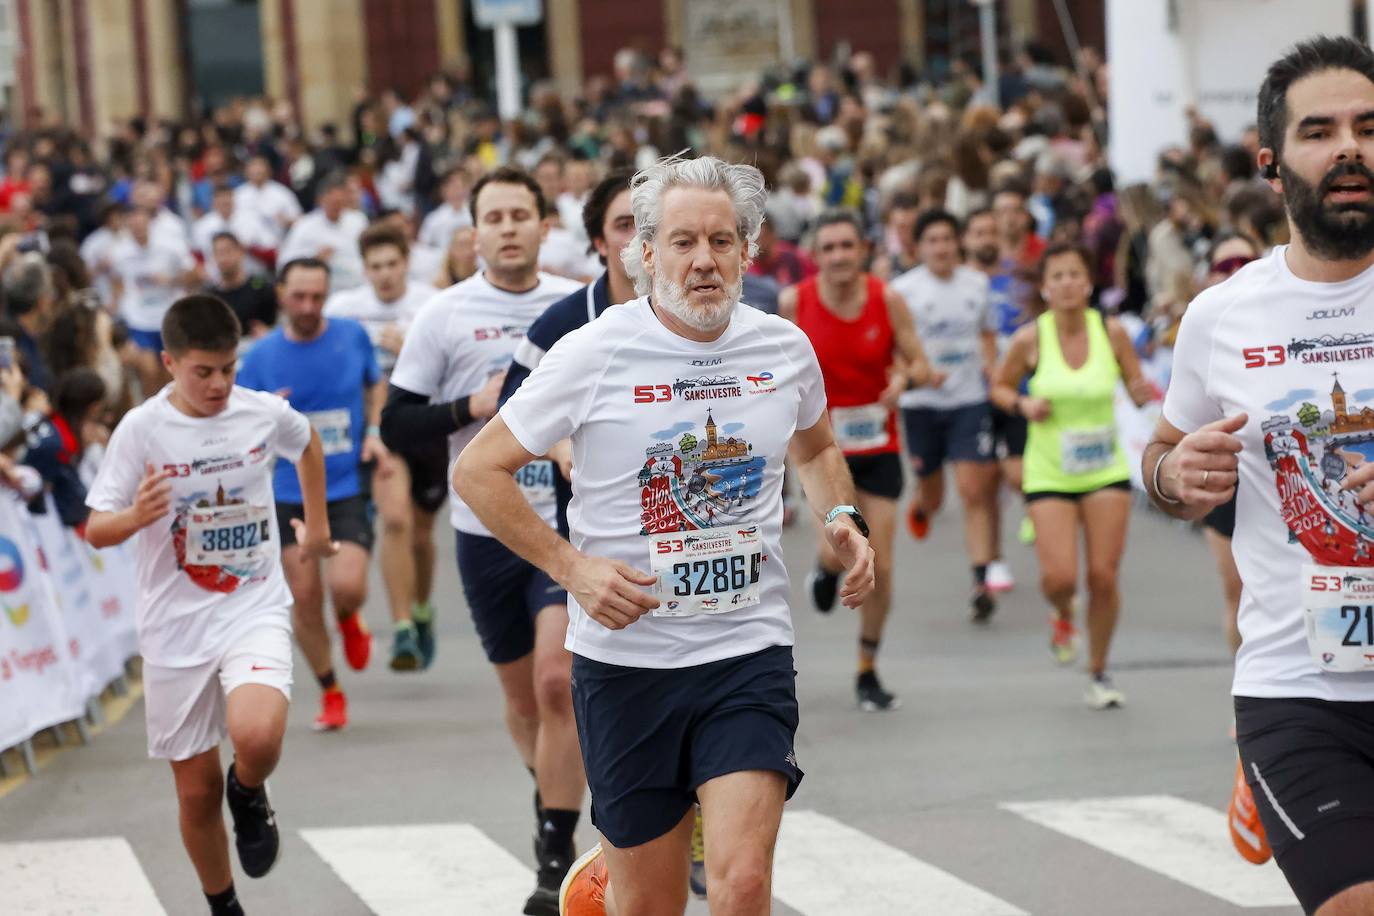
[901,402,995,476]
[572,645,803,849]
[454,530,567,664]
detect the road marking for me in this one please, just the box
[0,836,167,915]
[773,810,1028,916]
[300,823,532,914]
[1001,795,1299,908]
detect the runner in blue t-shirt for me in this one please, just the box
[236,257,385,732]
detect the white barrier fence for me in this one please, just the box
[0,491,139,775]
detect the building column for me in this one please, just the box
[546,0,581,99]
[435,0,465,68]
[145,0,185,120]
[86,0,140,137]
[288,0,366,134]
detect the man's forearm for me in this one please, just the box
[85,508,142,548]
[379,384,466,451]
[295,434,330,532]
[792,443,858,523]
[455,460,582,584]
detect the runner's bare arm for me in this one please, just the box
[776,284,798,322]
[1143,414,1247,521]
[290,428,339,559]
[989,325,1031,415]
[1106,318,1155,408]
[86,462,174,548]
[979,328,998,387]
[788,413,876,609]
[456,416,660,629]
[361,379,389,464]
[885,287,932,387]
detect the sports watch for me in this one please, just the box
[825,505,869,537]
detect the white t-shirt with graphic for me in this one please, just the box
[891,265,996,410]
[324,282,435,373]
[111,236,196,332]
[1164,246,1374,701]
[85,386,311,667]
[389,271,582,535]
[500,297,828,669]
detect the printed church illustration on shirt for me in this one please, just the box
[640,411,765,534]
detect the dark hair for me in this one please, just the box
[885,191,919,217]
[813,208,865,239]
[359,222,409,259]
[277,256,331,286]
[1257,36,1374,177]
[162,295,242,354]
[963,207,996,229]
[53,367,106,422]
[469,166,548,224]
[44,301,99,379]
[914,208,960,243]
[581,169,634,261]
[1036,241,1093,280]
[316,169,349,196]
[211,230,242,249]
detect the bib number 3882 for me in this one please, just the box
[1303,564,1374,672]
[186,504,271,567]
[649,524,762,617]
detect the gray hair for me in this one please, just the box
[3,252,52,318]
[620,153,768,296]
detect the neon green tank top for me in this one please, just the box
[1023,309,1129,494]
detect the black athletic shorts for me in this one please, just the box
[1022,479,1132,504]
[1203,493,1237,539]
[1235,695,1374,914]
[845,452,903,500]
[454,530,566,664]
[901,403,995,476]
[276,494,374,552]
[991,406,1028,459]
[572,645,803,849]
[399,440,450,514]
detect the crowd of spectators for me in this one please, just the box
[0,39,1286,524]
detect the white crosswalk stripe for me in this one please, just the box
[0,836,168,915]
[1001,795,1299,909]
[299,823,534,915]
[773,809,1029,916]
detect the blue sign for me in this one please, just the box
[473,0,542,28]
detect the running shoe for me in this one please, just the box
[689,805,707,899]
[526,829,575,916]
[313,689,347,731]
[1050,614,1079,665]
[413,601,437,669]
[389,623,422,672]
[559,842,608,916]
[226,763,280,879]
[1018,516,1036,545]
[1084,673,1125,709]
[338,612,371,671]
[807,565,839,614]
[1228,758,1272,864]
[970,586,996,624]
[856,671,901,712]
[906,501,930,540]
[986,559,1015,593]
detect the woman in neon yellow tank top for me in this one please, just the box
[991,243,1154,710]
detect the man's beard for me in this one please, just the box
[653,269,740,333]
[971,244,999,268]
[1282,160,1374,260]
[290,314,322,338]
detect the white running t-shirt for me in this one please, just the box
[500,297,828,669]
[324,282,435,373]
[891,264,996,410]
[85,386,312,667]
[279,209,368,291]
[1164,246,1374,701]
[389,271,581,535]
[111,236,196,332]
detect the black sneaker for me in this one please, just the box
[225,763,280,879]
[807,565,839,613]
[970,586,996,625]
[524,830,574,916]
[856,671,901,712]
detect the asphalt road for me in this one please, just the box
[0,493,1303,916]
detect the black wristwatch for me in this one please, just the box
[825,505,869,537]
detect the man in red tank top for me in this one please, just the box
[780,209,933,712]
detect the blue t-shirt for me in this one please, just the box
[237,318,380,503]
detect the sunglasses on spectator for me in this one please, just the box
[1210,255,1253,276]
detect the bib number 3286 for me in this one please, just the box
[1303,564,1374,672]
[649,524,762,617]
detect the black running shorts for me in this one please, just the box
[276,494,374,552]
[1235,695,1374,914]
[845,452,904,500]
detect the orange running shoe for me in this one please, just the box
[1229,758,1272,864]
[1050,614,1079,665]
[313,688,347,732]
[906,501,930,540]
[338,612,372,671]
[559,842,608,915]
